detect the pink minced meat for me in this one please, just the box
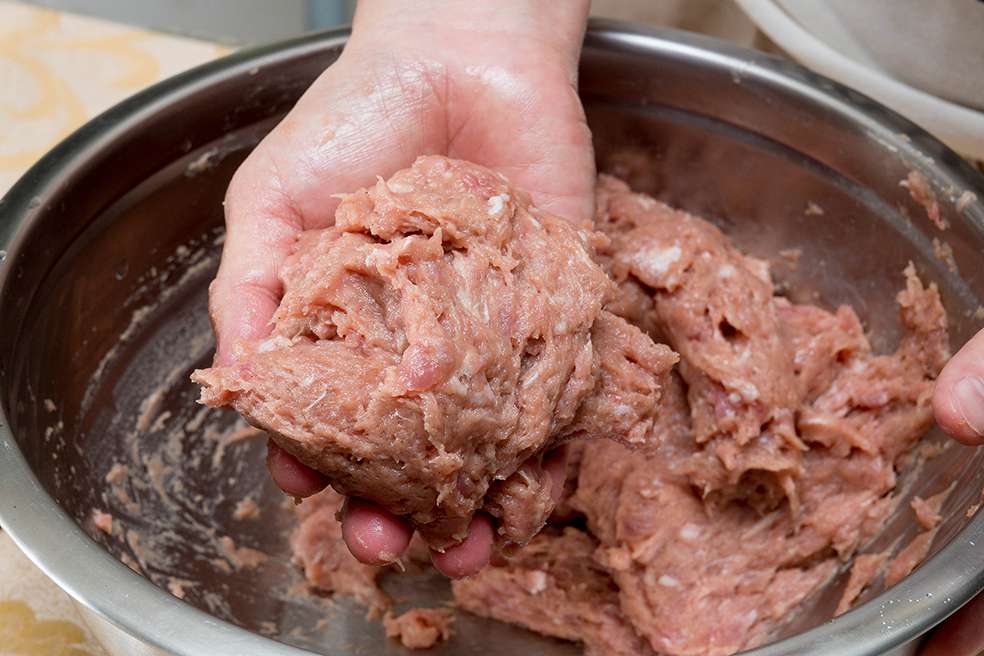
[885,528,938,588]
[193,157,677,550]
[383,608,454,649]
[228,169,947,656]
[566,266,947,655]
[452,527,653,656]
[835,552,890,616]
[595,175,804,512]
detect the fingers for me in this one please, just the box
[430,514,494,578]
[933,327,984,444]
[209,147,302,366]
[265,440,328,498]
[919,592,984,656]
[341,497,415,565]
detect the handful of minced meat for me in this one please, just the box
[193,157,677,550]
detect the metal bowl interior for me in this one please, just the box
[1,20,983,656]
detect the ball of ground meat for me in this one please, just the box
[193,156,676,550]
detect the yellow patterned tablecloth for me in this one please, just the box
[0,2,225,654]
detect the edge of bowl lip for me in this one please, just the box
[0,17,980,656]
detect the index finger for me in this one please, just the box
[209,147,302,366]
[933,327,984,444]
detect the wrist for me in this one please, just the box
[349,0,589,65]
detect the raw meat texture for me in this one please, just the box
[193,157,676,550]
[885,529,938,587]
[452,528,654,656]
[911,490,947,530]
[573,437,837,656]
[383,608,454,649]
[262,172,949,656]
[569,256,947,655]
[291,489,389,614]
[594,175,804,511]
[835,552,889,616]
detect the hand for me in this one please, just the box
[211,0,593,577]
[926,328,984,654]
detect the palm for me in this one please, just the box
[253,47,594,237]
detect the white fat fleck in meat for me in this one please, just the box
[614,404,634,418]
[526,570,548,594]
[487,194,509,216]
[304,391,327,412]
[523,366,542,387]
[386,180,413,194]
[455,286,472,311]
[658,574,682,589]
[735,381,760,402]
[555,320,567,333]
[718,264,736,279]
[258,335,292,353]
[640,245,681,275]
[728,392,741,404]
[679,524,701,542]
[446,376,468,396]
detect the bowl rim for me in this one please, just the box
[1,18,983,656]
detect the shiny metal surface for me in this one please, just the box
[1,20,983,656]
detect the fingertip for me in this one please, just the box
[430,514,494,579]
[208,276,280,367]
[266,440,330,497]
[341,498,413,565]
[933,383,983,445]
[933,330,984,445]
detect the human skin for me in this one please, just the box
[210,0,591,578]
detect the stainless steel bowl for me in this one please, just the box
[1,20,983,656]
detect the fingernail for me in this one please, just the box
[954,376,984,436]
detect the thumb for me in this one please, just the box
[933,327,984,444]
